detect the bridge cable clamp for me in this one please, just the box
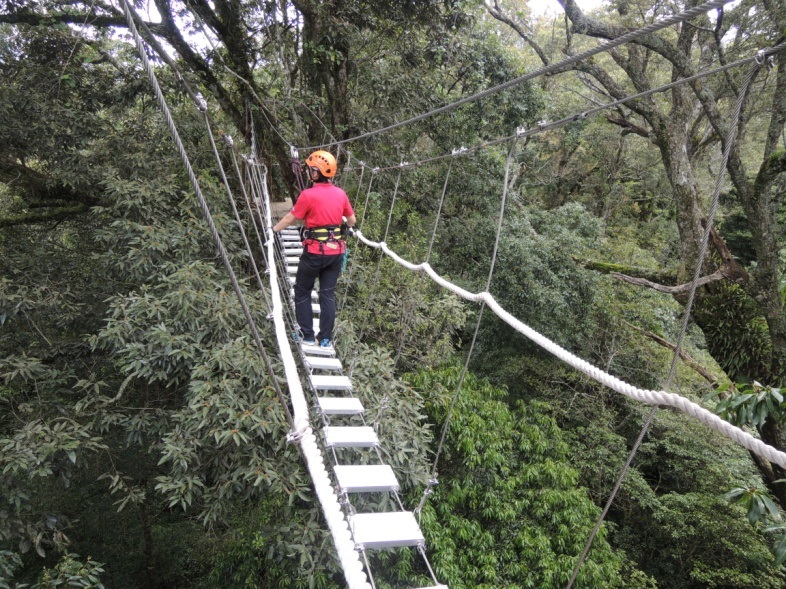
[195,92,208,112]
[755,49,766,65]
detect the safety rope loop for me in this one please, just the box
[117,0,294,429]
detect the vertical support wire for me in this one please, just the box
[202,122,272,311]
[349,168,402,377]
[339,169,377,314]
[394,161,453,367]
[416,136,519,514]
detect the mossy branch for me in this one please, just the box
[574,258,677,285]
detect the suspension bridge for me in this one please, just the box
[116,0,786,586]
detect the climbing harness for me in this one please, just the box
[301,224,347,243]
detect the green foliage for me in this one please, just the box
[694,284,772,383]
[29,554,105,589]
[708,381,786,430]
[724,485,781,526]
[406,364,648,589]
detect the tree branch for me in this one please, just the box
[484,0,551,66]
[622,320,717,384]
[612,268,728,294]
[0,205,91,228]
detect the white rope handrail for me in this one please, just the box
[259,169,372,589]
[354,231,786,469]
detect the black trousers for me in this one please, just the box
[294,250,343,341]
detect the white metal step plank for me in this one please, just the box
[324,426,379,448]
[300,342,335,357]
[286,256,300,264]
[317,397,364,415]
[304,356,342,371]
[311,374,352,391]
[334,465,399,493]
[348,512,424,549]
[280,233,301,241]
[287,266,298,275]
[283,243,302,250]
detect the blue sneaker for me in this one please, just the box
[292,332,315,345]
[319,338,332,348]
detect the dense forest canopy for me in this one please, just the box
[2,0,786,587]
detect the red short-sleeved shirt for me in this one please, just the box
[291,183,354,255]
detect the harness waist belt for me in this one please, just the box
[302,225,345,242]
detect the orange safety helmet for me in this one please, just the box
[305,150,337,178]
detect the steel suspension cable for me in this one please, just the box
[299,0,734,151]
[349,43,785,177]
[117,0,293,427]
[564,59,764,589]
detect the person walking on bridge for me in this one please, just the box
[273,150,356,348]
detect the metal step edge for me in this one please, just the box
[317,397,364,415]
[348,512,424,549]
[303,356,343,371]
[334,464,399,493]
[311,374,352,391]
[324,426,379,448]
